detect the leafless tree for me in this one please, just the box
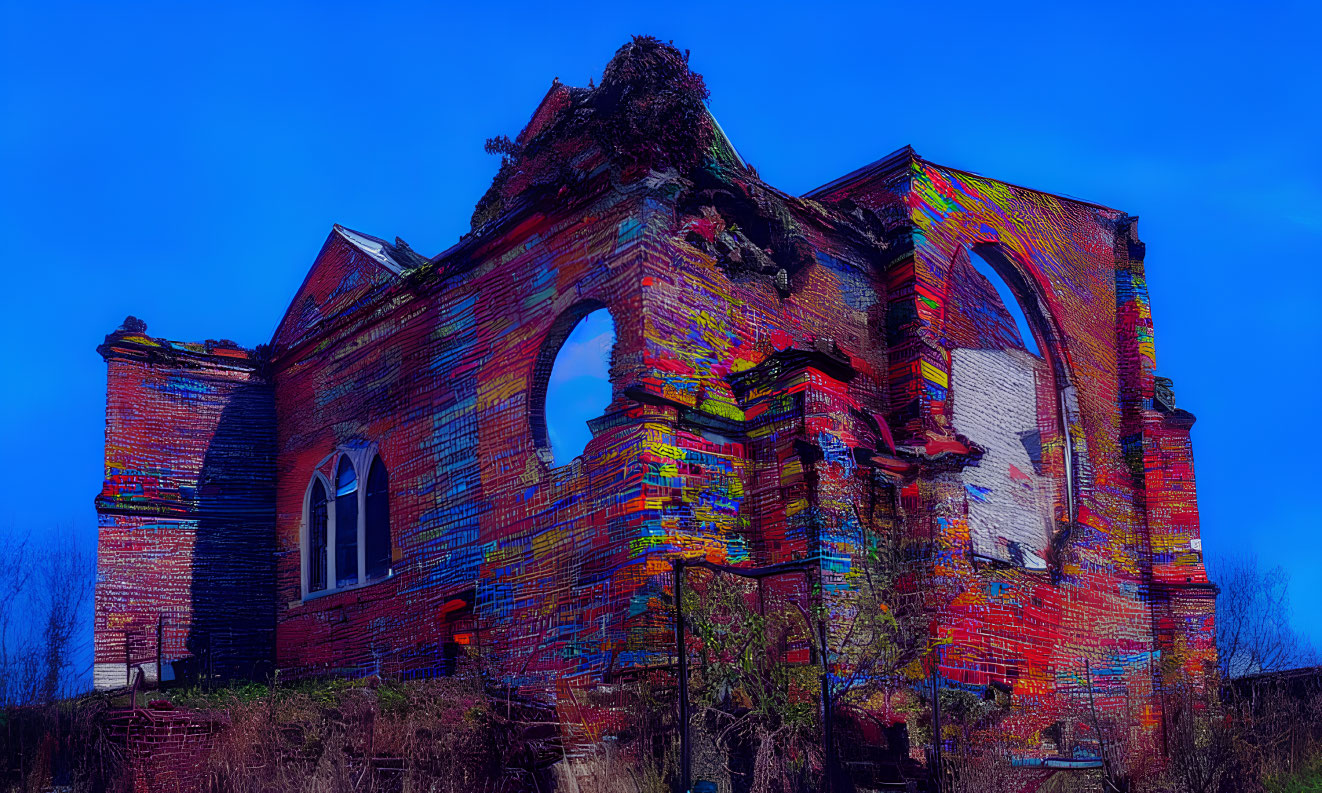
[1121,555,1322,793]
[36,539,96,703]
[0,527,95,706]
[0,529,37,707]
[1155,672,1248,793]
[1212,556,1317,678]
[826,528,933,713]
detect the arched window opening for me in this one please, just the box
[947,248,1071,571]
[335,457,359,588]
[967,251,1041,357]
[308,479,328,593]
[541,308,615,466]
[303,448,395,599]
[365,456,390,582]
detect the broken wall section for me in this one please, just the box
[811,150,1179,758]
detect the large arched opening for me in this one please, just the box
[529,302,616,467]
[944,245,1077,570]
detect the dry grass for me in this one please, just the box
[188,674,531,793]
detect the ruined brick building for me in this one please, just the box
[94,38,1214,774]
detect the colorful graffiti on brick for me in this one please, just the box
[94,35,1214,780]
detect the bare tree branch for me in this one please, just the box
[1212,555,1317,678]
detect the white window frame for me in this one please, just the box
[300,443,393,600]
[301,472,332,597]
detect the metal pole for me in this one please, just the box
[819,619,834,793]
[675,558,690,793]
[1085,659,1115,788]
[156,614,164,689]
[932,657,942,793]
[665,557,810,792]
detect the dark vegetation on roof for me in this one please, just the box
[471,36,715,232]
[470,36,907,297]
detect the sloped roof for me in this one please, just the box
[267,224,428,357]
[333,224,428,275]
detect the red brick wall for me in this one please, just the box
[269,188,653,689]
[808,154,1213,755]
[95,328,274,689]
[96,148,1212,766]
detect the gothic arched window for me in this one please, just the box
[335,456,359,588]
[303,448,395,598]
[307,478,329,593]
[365,456,391,581]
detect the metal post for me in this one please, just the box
[1085,659,1115,787]
[675,558,690,793]
[156,614,164,689]
[932,658,942,793]
[819,619,834,793]
[666,557,810,792]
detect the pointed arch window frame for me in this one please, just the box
[955,243,1082,554]
[301,442,395,600]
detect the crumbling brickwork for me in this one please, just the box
[809,154,1216,755]
[94,36,1213,778]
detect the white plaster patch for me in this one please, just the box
[951,348,1053,569]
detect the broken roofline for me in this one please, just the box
[806,145,1130,216]
[267,144,1123,359]
[97,322,261,369]
[107,148,1125,363]
[428,144,1129,290]
[117,130,1137,363]
[413,142,1129,287]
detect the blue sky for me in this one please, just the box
[1,1,1318,659]
[547,310,615,466]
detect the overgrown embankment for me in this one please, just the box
[1,673,586,793]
